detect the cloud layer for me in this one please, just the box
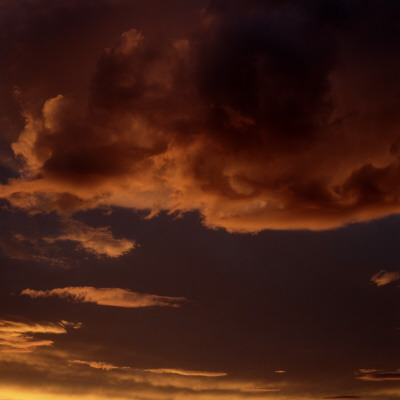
[2,1,400,231]
[0,318,81,352]
[357,369,400,381]
[21,286,188,308]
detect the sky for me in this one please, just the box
[0,0,399,399]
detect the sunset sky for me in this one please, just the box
[0,1,399,399]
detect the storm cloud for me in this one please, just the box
[0,1,399,231]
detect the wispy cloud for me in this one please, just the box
[69,359,129,371]
[45,219,135,258]
[357,369,400,381]
[0,233,69,267]
[322,396,362,399]
[143,368,227,377]
[241,388,281,392]
[0,318,81,353]
[21,287,188,308]
[371,270,400,286]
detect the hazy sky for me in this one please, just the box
[0,1,399,399]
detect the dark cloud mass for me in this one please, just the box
[1,0,400,230]
[1,2,400,399]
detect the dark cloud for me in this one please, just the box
[2,1,400,230]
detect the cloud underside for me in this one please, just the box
[2,1,400,232]
[21,286,188,308]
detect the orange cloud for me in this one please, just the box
[45,219,135,258]
[2,1,400,232]
[69,359,128,371]
[21,287,188,308]
[357,369,400,381]
[371,270,400,286]
[143,368,227,377]
[0,318,81,353]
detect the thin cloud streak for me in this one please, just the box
[69,359,129,371]
[0,318,81,353]
[357,369,400,381]
[322,397,362,399]
[143,368,227,377]
[21,287,189,308]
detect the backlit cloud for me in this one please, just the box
[357,369,400,381]
[21,286,188,308]
[0,318,81,353]
[2,1,400,231]
[371,270,400,287]
[45,219,135,258]
[143,368,227,377]
[322,397,362,399]
[69,359,128,371]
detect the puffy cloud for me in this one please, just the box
[357,369,400,381]
[371,270,400,287]
[0,318,81,353]
[21,286,188,308]
[2,1,400,232]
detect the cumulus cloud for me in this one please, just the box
[21,287,188,308]
[371,270,400,287]
[2,1,400,232]
[0,318,81,353]
[357,369,400,381]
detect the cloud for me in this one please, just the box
[371,270,400,286]
[0,219,134,264]
[322,397,362,399]
[45,219,135,258]
[143,368,227,377]
[241,388,281,393]
[21,287,188,308]
[357,369,400,381]
[0,318,81,353]
[0,233,68,266]
[2,1,400,232]
[69,359,129,371]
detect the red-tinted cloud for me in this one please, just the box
[21,287,188,308]
[2,1,400,232]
